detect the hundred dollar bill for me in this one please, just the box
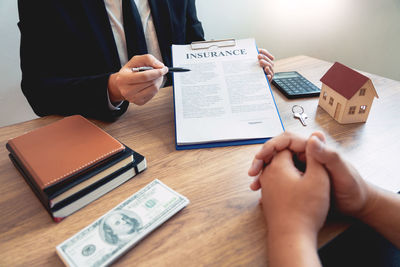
[56,179,189,267]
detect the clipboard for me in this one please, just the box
[190,38,236,50]
[171,38,285,150]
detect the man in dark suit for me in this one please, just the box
[18,0,275,121]
[18,0,205,120]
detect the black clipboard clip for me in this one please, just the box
[190,38,236,50]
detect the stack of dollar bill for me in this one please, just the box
[56,179,189,267]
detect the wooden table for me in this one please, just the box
[1,56,399,266]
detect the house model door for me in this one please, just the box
[334,103,342,120]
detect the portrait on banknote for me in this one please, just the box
[99,210,142,246]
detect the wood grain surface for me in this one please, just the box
[0,56,399,267]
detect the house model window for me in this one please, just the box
[359,105,367,114]
[359,88,366,96]
[349,106,356,115]
[329,97,334,105]
[323,91,327,100]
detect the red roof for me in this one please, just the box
[320,62,370,100]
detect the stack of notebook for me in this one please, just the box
[6,115,146,222]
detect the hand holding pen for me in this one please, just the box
[108,54,171,105]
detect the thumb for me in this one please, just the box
[304,137,329,181]
[307,135,347,177]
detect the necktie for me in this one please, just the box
[122,0,148,59]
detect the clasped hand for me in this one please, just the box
[248,132,373,234]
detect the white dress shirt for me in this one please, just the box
[104,0,163,66]
[104,0,164,109]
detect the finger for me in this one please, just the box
[309,131,326,143]
[293,132,325,163]
[269,149,299,174]
[259,58,273,69]
[255,132,307,161]
[258,48,275,61]
[264,66,274,80]
[124,82,160,105]
[250,176,261,191]
[122,67,168,84]
[259,150,301,184]
[258,54,274,66]
[127,54,165,68]
[118,79,155,97]
[304,137,330,181]
[264,66,274,77]
[248,158,265,177]
[307,136,350,178]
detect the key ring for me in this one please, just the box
[292,105,304,115]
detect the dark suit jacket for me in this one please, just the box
[18,0,204,121]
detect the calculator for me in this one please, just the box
[271,71,320,99]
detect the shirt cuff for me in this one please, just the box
[106,89,123,110]
[161,76,167,88]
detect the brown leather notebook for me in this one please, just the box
[7,115,124,191]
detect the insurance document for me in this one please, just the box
[172,38,283,148]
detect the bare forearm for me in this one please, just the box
[359,185,400,248]
[267,228,321,267]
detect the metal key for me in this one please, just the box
[293,112,307,126]
[292,105,307,126]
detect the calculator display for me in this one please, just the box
[271,71,320,99]
[274,72,300,79]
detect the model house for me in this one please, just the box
[318,62,378,124]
